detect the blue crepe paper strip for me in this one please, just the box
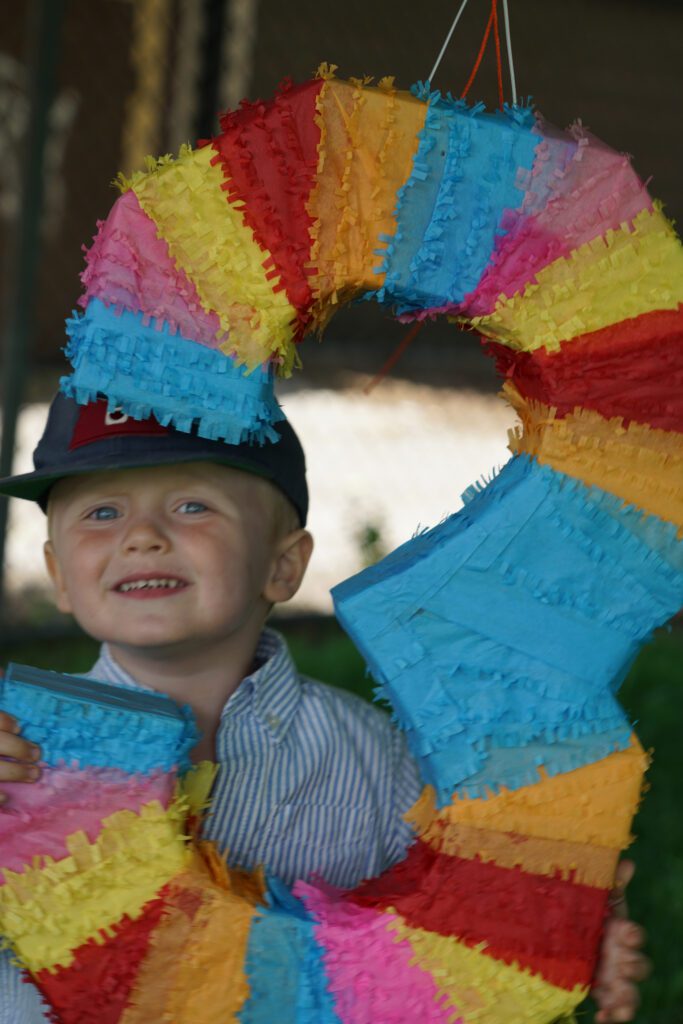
[375,91,538,315]
[239,879,341,1024]
[333,455,683,803]
[61,299,284,444]
[0,664,198,774]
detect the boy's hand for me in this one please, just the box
[0,712,41,802]
[592,860,651,1023]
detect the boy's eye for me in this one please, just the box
[86,506,119,521]
[177,501,208,514]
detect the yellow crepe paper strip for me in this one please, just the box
[125,144,298,373]
[469,204,683,353]
[0,797,190,974]
[308,77,426,328]
[407,736,648,851]
[506,383,683,530]
[182,760,219,818]
[411,820,620,889]
[389,919,585,1024]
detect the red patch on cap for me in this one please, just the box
[69,400,170,450]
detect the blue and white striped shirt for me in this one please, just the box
[0,629,421,1022]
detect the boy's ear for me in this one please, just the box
[263,529,314,605]
[43,541,73,614]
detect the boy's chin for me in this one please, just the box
[93,623,250,658]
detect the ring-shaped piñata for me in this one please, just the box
[1,66,682,1023]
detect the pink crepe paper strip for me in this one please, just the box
[79,190,225,346]
[464,129,654,316]
[0,765,174,876]
[296,881,462,1024]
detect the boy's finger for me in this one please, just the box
[0,761,41,783]
[604,917,646,949]
[614,859,636,890]
[0,713,21,734]
[618,922,647,949]
[594,979,640,1019]
[627,954,652,982]
[0,732,41,763]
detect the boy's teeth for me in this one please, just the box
[119,578,181,591]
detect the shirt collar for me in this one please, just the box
[89,627,301,741]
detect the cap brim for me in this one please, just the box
[0,452,272,509]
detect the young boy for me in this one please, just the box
[0,393,648,1022]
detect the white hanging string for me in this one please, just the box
[427,0,472,85]
[501,0,518,105]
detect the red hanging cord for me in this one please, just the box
[460,1,495,99]
[461,0,506,109]
[492,0,505,109]
[363,321,426,394]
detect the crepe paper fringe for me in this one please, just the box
[507,385,683,530]
[407,738,648,851]
[79,190,225,348]
[408,818,621,889]
[333,455,682,803]
[130,143,299,374]
[180,762,219,826]
[0,661,197,775]
[485,305,683,434]
[348,837,606,990]
[211,78,324,342]
[33,892,169,1024]
[297,881,459,1024]
[470,203,683,353]
[377,88,537,315]
[239,879,341,1024]
[389,918,585,1024]
[0,797,190,973]
[0,766,175,878]
[62,299,284,444]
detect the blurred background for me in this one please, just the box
[0,1,681,1019]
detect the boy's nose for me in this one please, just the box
[121,518,171,554]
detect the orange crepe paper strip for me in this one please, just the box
[122,849,264,1024]
[406,737,648,850]
[413,819,620,889]
[307,75,426,327]
[506,383,683,530]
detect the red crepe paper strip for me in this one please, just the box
[484,305,683,433]
[209,78,324,341]
[347,838,607,990]
[33,891,170,1024]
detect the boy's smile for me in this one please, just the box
[112,574,190,597]
[43,462,293,657]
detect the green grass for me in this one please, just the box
[1,619,681,1020]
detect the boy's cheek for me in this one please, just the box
[55,588,74,614]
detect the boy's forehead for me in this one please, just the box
[50,462,267,502]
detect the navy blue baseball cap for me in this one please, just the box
[0,394,308,526]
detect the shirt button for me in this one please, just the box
[266,713,280,730]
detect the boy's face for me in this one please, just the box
[43,462,307,656]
